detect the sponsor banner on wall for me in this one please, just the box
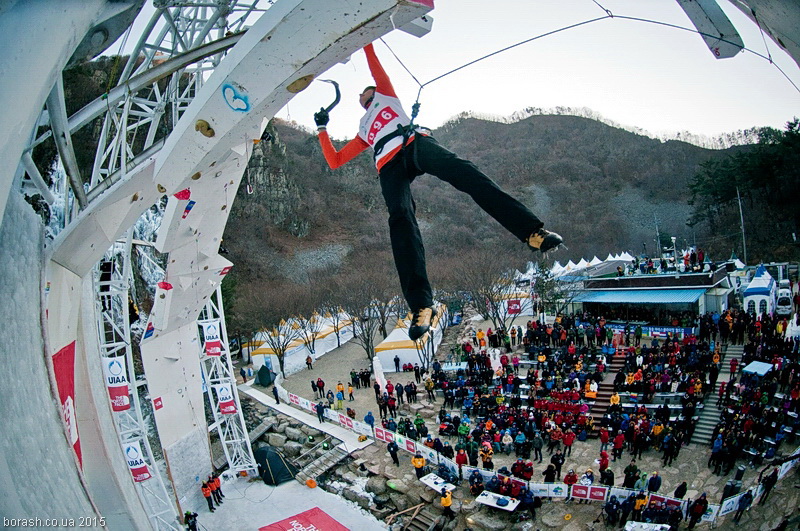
[102,356,130,411]
[529,483,550,498]
[324,408,338,422]
[508,299,521,314]
[53,342,82,466]
[649,493,685,510]
[289,393,300,406]
[337,413,354,429]
[719,492,745,517]
[548,483,568,498]
[701,504,720,523]
[297,396,312,411]
[202,321,222,356]
[259,507,349,531]
[571,485,589,499]
[352,420,373,436]
[609,487,636,501]
[214,383,237,414]
[374,427,386,442]
[589,486,609,501]
[418,445,439,465]
[123,441,152,482]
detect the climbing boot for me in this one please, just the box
[409,307,437,341]
[527,228,564,254]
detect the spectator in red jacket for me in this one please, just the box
[613,431,626,462]
[562,429,576,457]
[564,469,579,502]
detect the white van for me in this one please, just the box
[776,279,793,317]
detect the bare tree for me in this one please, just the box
[444,247,518,330]
[336,262,394,362]
[532,259,584,319]
[238,282,305,377]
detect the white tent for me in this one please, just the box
[250,313,355,375]
[605,253,615,262]
[589,256,602,266]
[576,258,589,269]
[619,252,634,261]
[550,261,564,276]
[742,265,777,316]
[564,260,577,271]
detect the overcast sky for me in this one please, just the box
[277,0,800,141]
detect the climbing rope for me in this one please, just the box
[377,5,799,122]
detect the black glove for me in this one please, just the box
[314,108,329,127]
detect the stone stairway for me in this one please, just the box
[295,444,349,484]
[693,344,743,445]
[589,347,627,437]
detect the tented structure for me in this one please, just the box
[250,313,355,375]
[742,265,777,316]
[254,445,298,486]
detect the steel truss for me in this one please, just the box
[94,231,180,530]
[197,286,257,474]
[24,0,271,231]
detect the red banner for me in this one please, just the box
[338,414,353,429]
[102,356,130,411]
[123,441,152,482]
[202,321,222,356]
[571,485,589,499]
[53,342,82,466]
[215,384,237,414]
[649,494,684,509]
[589,486,609,501]
[374,427,386,442]
[508,299,521,314]
[259,508,349,531]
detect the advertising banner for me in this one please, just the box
[352,420,373,437]
[374,427,387,442]
[648,493,685,510]
[214,383,237,414]
[102,356,130,411]
[508,299,521,314]
[589,486,609,501]
[718,492,744,517]
[123,441,151,482]
[701,504,720,523]
[610,487,636,501]
[418,445,439,465]
[202,321,222,356]
[337,413,354,429]
[529,483,550,498]
[297,396,311,411]
[259,507,349,531]
[548,483,568,498]
[53,342,82,466]
[571,485,589,499]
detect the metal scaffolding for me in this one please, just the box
[94,232,180,530]
[197,286,257,474]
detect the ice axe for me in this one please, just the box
[319,79,341,113]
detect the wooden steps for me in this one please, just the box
[295,444,349,484]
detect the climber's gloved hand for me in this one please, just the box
[314,108,329,128]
